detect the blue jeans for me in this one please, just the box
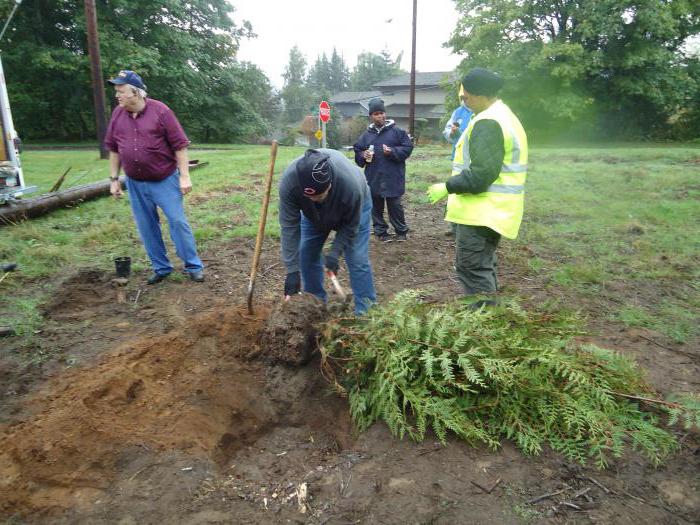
[126,170,203,275]
[299,199,376,315]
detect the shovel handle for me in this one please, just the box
[246,141,279,313]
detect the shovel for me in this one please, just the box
[246,141,279,314]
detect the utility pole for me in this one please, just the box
[408,0,417,139]
[84,0,108,159]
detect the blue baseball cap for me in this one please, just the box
[108,70,146,90]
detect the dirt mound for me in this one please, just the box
[42,269,117,321]
[257,293,328,366]
[0,304,347,516]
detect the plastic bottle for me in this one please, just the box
[367,145,374,163]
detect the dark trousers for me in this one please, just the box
[455,224,501,295]
[371,194,408,236]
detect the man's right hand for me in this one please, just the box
[284,271,301,297]
[427,183,449,204]
[110,179,123,198]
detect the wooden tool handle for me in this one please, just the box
[246,141,279,313]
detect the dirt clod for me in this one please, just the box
[257,293,328,366]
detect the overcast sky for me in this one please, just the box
[231,0,463,88]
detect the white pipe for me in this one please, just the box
[0,56,24,188]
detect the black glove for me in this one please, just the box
[325,255,339,275]
[284,271,301,296]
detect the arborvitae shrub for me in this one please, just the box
[321,291,699,468]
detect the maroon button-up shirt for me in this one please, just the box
[104,99,190,181]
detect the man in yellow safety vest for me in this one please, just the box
[427,68,528,304]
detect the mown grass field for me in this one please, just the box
[1,143,698,344]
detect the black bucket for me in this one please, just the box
[114,256,131,278]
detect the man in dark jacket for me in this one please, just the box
[353,98,414,242]
[279,148,376,315]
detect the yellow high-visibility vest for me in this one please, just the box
[446,100,528,239]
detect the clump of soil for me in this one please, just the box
[257,293,328,366]
[0,303,349,516]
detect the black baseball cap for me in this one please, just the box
[297,150,333,196]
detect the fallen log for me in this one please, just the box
[1,160,209,225]
[0,176,125,225]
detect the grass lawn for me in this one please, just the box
[1,143,698,343]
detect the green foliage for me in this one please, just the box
[322,291,697,467]
[278,46,407,130]
[349,49,405,90]
[2,0,277,142]
[281,46,313,124]
[307,48,350,96]
[448,0,700,140]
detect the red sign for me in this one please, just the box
[319,100,331,123]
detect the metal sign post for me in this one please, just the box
[319,100,330,149]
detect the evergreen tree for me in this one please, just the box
[281,45,313,123]
[307,48,350,95]
[328,48,350,93]
[307,53,331,95]
[350,50,404,90]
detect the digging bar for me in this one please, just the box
[246,140,279,314]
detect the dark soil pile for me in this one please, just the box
[257,293,328,366]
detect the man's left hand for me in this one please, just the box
[325,255,339,275]
[180,174,192,195]
[382,144,392,155]
[427,183,449,204]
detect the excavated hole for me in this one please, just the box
[0,297,350,516]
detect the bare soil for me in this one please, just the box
[1,202,698,524]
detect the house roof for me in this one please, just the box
[383,105,444,119]
[373,71,455,88]
[382,89,446,106]
[329,91,382,104]
[330,75,453,120]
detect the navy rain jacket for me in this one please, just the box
[353,120,413,198]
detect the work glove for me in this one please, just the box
[427,183,449,204]
[284,271,301,296]
[324,255,339,275]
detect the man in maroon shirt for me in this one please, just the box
[105,70,204,284]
